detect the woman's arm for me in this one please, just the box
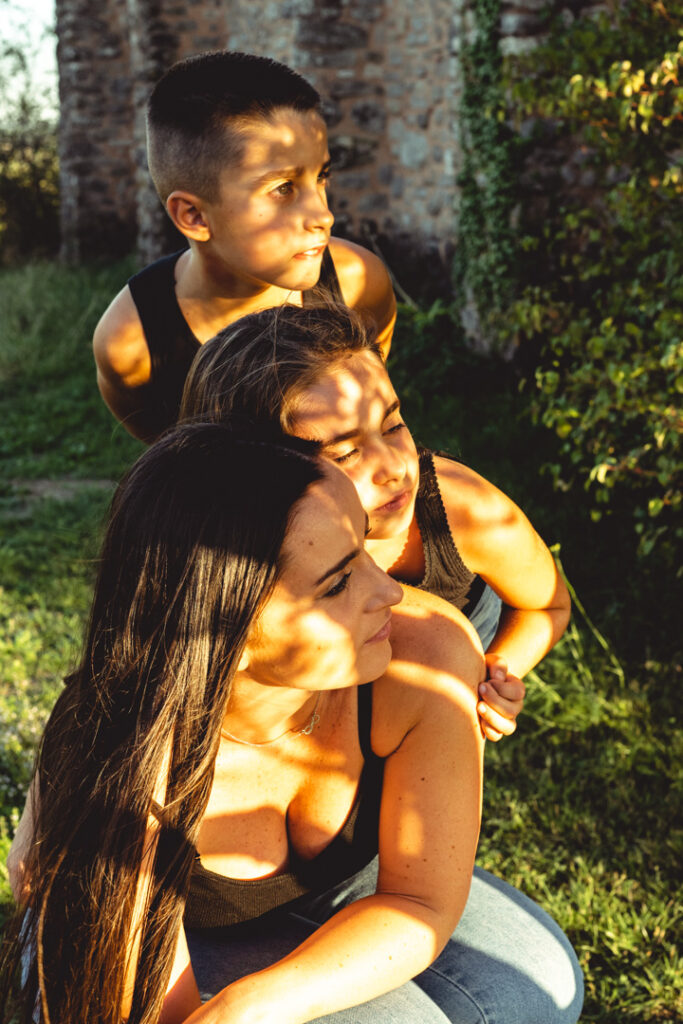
[435,456,571,681]
[162,590,484,1024]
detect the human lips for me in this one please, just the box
[365,614,392,645]
[375,488,412,515]
[293,242,327,259]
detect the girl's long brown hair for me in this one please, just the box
[0,422,322,1024]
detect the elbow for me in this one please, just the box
[553,578,572,638]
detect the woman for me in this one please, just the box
[179,303,571,739]
[3,424,582,1023]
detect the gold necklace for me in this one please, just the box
[221,692,323,747]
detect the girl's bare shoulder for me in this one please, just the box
[371,584,484,756]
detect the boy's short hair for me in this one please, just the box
[147,50,322,204]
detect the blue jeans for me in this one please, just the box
[468,584,503,652]
[186,861,584,1023]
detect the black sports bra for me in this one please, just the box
[183,683,383,929]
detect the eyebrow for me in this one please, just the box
[315,547,360,587]
[256,158,332,186]
[323,399,401,447]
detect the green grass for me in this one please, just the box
[0,260,144,478]
[0,268,681,1020]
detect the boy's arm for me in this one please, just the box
[435,457,571,682]
[328,238,396,358]
[93,287,160,443]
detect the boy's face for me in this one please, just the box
[201,109,335,294]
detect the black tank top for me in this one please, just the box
[127,247,344,437]
[183,683,383,929]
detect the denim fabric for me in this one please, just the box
[468,584,503,651]
[186,862,584,1023]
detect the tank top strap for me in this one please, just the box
[128,249,200,376]
[413,447,477,608]
[356,683,374,760]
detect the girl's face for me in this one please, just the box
[289,351,421,540]
[243,463,403,691]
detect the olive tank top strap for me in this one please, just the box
[414,448,477,609]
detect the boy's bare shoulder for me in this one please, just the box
[92,284,151,390]
[328,237,396,330]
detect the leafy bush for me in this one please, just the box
[497,4,683,558]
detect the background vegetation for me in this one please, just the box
[0,1,681,1021]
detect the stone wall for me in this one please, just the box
[55,0,606,288]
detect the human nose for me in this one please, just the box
[369,438,405,486]
[364,552,403,611]
[302,187,334,233]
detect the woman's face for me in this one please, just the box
[243,463,403,691]
[289,351,421,540]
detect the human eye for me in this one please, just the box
[318,165,331,185]
[331,448,359,465]
[323,571,351,598]
[272,180,294,197]
[385,421,405,435]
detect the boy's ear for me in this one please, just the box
[166,191,212,241]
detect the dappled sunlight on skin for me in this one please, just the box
[197,108,334,299]
[291,350,420,542]
[199,688,365,878]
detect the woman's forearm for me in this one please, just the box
[186,892,454,1024]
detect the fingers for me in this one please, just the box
[476,678,526,743]
[484,652,508,680]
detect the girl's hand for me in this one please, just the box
[477,654,526,742]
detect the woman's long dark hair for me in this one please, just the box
[180,303,381,431]
[0,423,322,1024]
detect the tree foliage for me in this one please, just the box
[484,2,683,558]
[0,42,59,264]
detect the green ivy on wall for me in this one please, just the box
[498,2,683,559]
[453,0,519,344]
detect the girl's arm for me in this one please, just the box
[434,456,571,683]
[160,591,484,1024]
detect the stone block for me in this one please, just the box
[330,78,376,99]
[320,98,344,127]
[298,20,368,51]
[334,170,372,190]
[378,163,394,185]
[329,134,378,169]
[357,192,389,213]
[398,131,430,170]
[352,100,387,133]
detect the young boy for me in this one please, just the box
[93,51,397,442]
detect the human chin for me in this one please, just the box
[357,636,393,683]
[367,490,416,539]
